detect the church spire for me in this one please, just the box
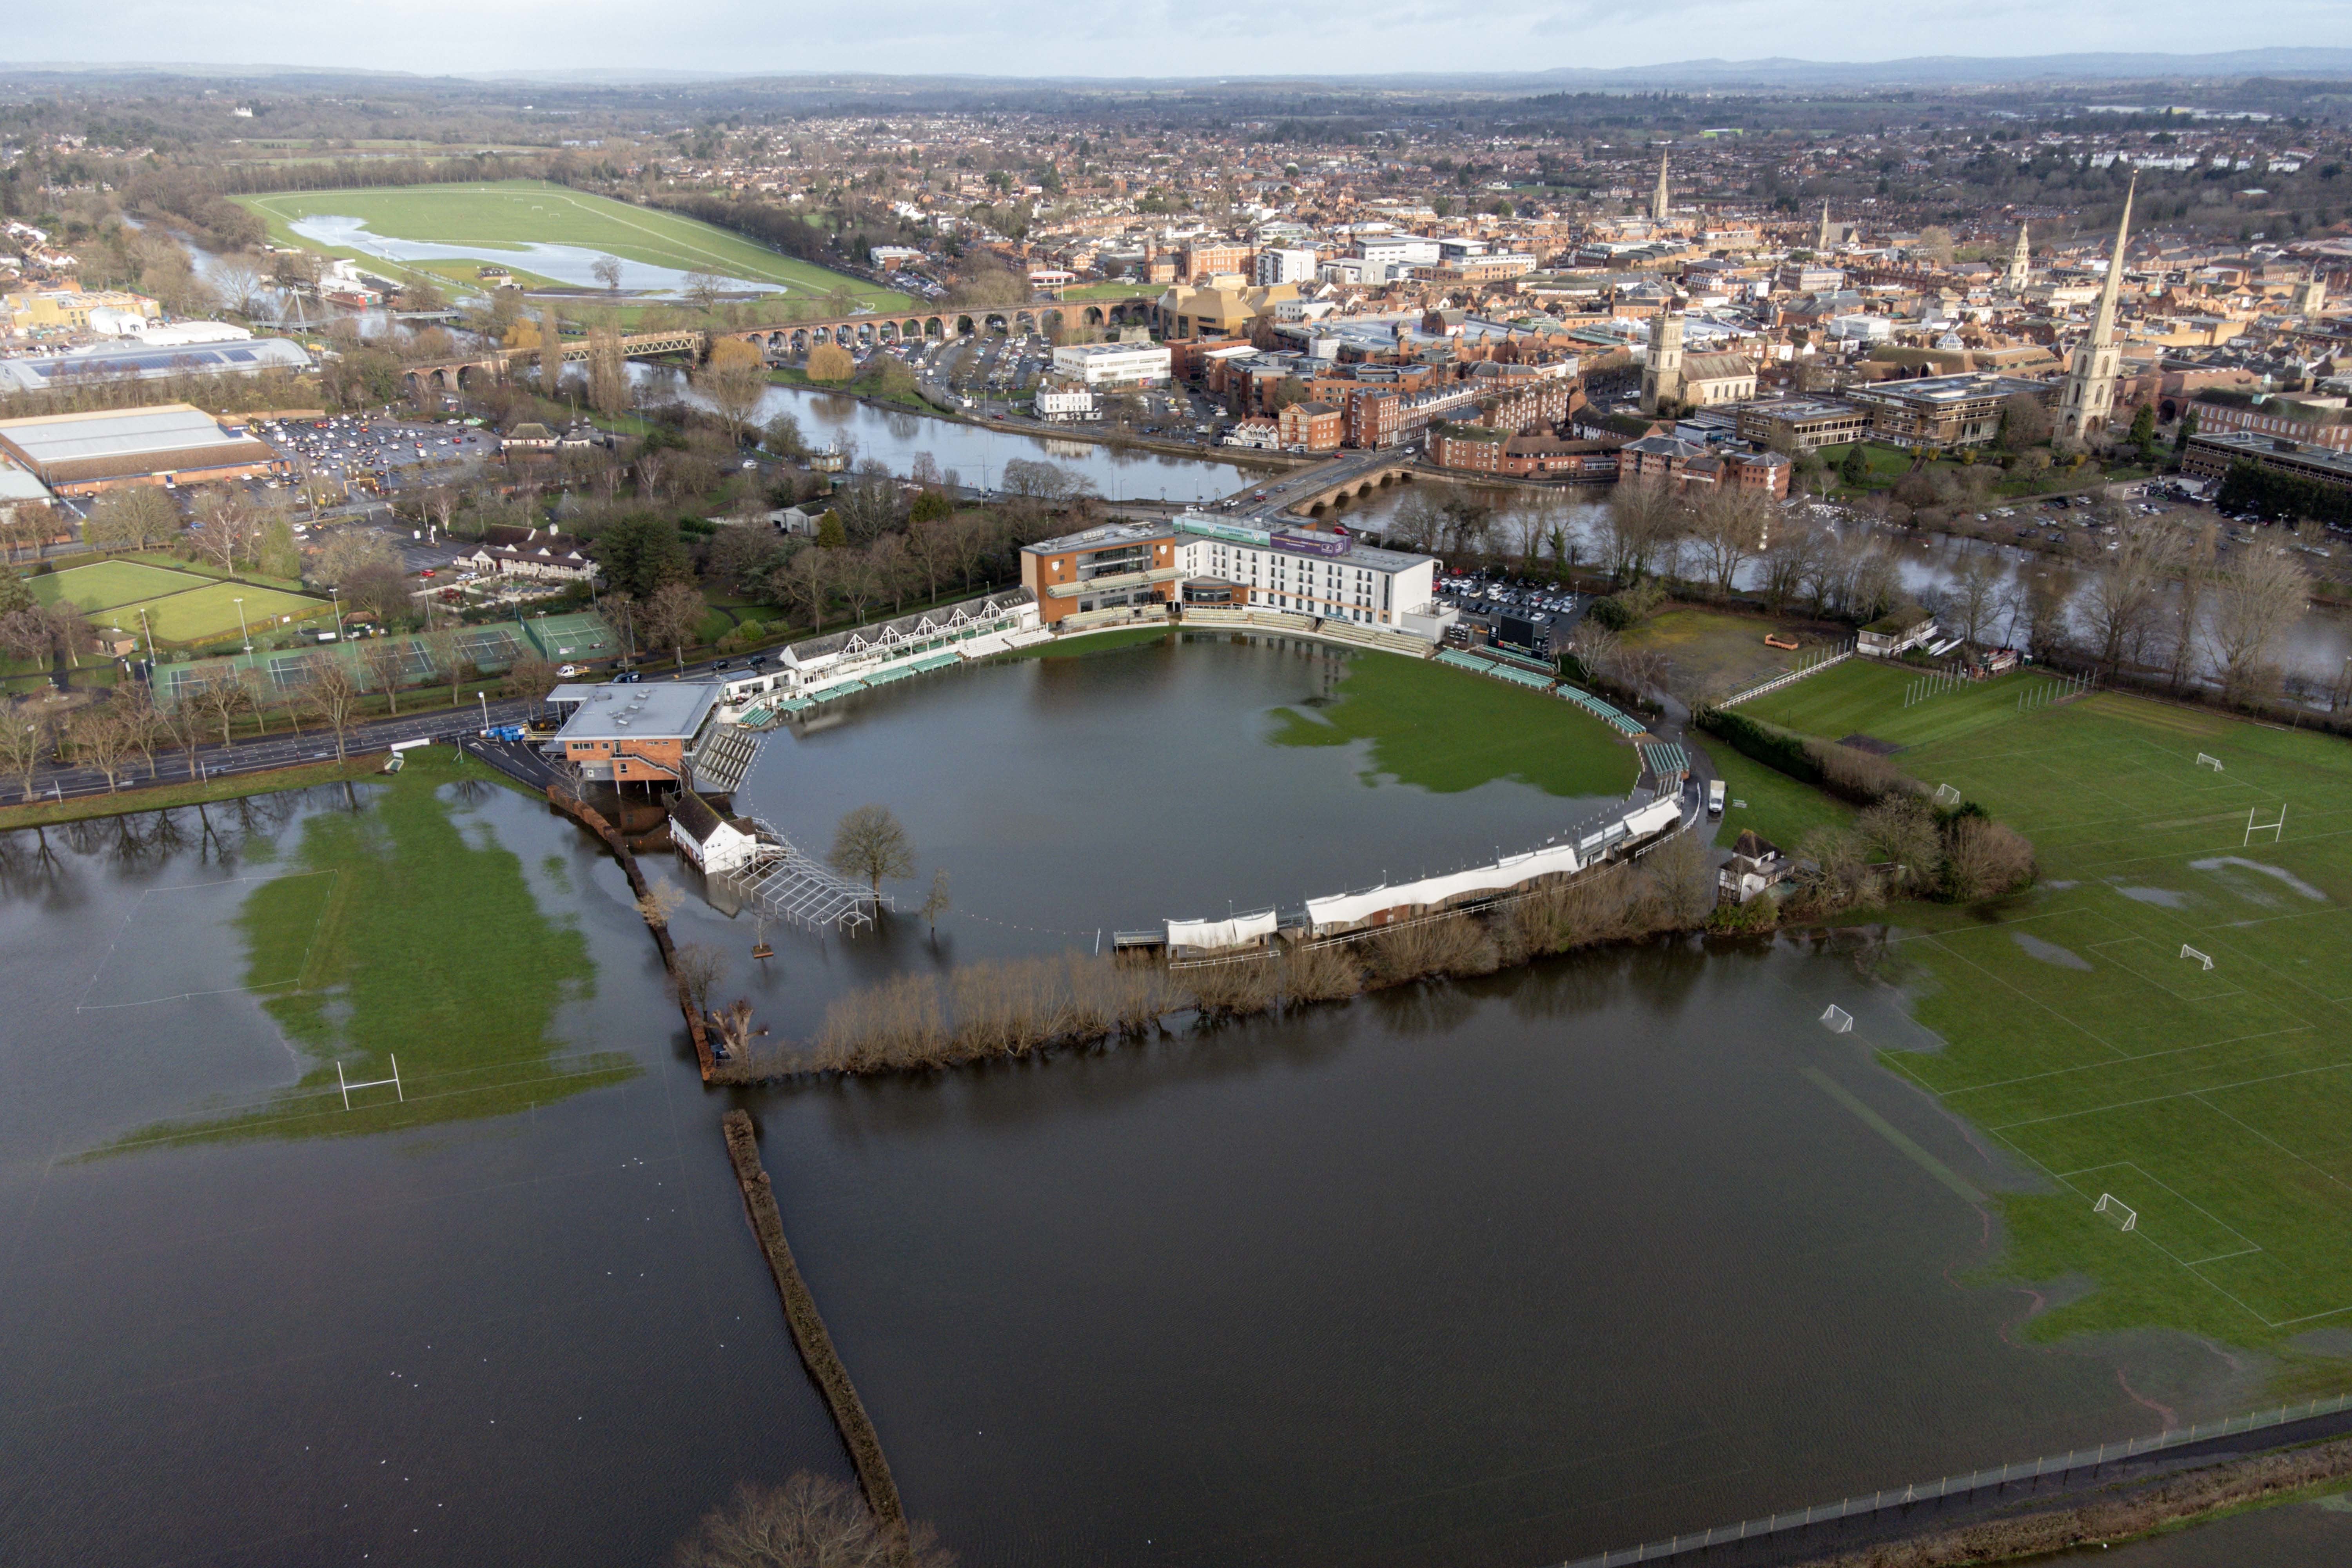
[2006,221,2031,290]
[2057,177,2136,444]
[1652,151,1670,224]
[1817,200,1831,253]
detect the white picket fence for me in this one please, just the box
[1716,645,1853,710]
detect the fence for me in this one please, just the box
[1715,644,1853,710]
[1558,1392,2352,1568]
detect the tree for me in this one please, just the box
[190,489,258,573]
[667,941,727,1020]
[1686,486,1768,599]
[84,486,181,554]
[360,635,407,715]
[698,338,770,446]
[303,655,363,763]
[669,1473,952,1568]
[762,410,808,457]
[314,529,399,587]
[1945,549,2006,648]
[777,544,833,633]
[642,581,707,670]
[595,514,693,600]
[1598,477,1682,584]
[538,309,564,393]
[212,250,269,317]
[0,707,45,802]
[587,325,631,419]
[502,653,560,710]
[828,803,914,900]
[1837,444,1871,487]
[113,681,171,775]
[346,563,414,632]
[706,524,782,596]
[2205,546,2309,702]
[1757,516,1818,614]
[1997,393,2051,452]
[920,867,951,937]
[592,255,624,296]
[806,343,856,383]
[256,514,302,580]
[191,667,254,746]
[682,270,724,315]
[2128,403,2158,453]
[2083,517,2187,674]
[69,704,134,791]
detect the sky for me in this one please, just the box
[11,0,2351,82]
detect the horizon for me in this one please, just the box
[5,30,2352,86]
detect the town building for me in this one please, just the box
[2182,395,2352,454]
[1254,248,1318,286]
[1172,515,1438,631]
[1733,397,1867,453]
[1050,341,1172,388]
[0,336,312,395]
[671,790,763,875]
[1640,312,1756,414]
[2180,430,2352,499]
[1020,520,1187,624]
[1717,830,1792,906]
[1277,400,1343,453]
[1618,436,1791,495]
[1858,606,1941,656]
[1847,372,2056,449]
[1429,426,1619,481]
[1033,387,1098,421]
[543,681,726,788]
[0,403,286,494]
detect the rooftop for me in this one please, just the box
[1024,519,1172,555]
[546,681,723,742]
[0,402,262,467]
[0,338,310,394]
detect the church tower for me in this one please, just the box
[1640,309,1685,416]
[2057,180,2134,445]
[1651,152,1670,224]
[2005,222,2032,291]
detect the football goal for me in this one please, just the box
[2180,944,2214,971]
[1933,783,1962,807]
[1820,1004,1855,1034]
[2196,753,2224,771]
[2094,1193,2138,1232]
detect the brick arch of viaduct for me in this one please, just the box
[403,299,1153,395]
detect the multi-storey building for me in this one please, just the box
[1018,517,1442,635]
[1847,373,2057,449]
[1733,397,1867,452]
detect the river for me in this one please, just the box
[0,637,2270,1567]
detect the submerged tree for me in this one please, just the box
[669,1472,952,1568]
[828,804,914,901]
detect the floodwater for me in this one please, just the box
[632,362,1264,505]
[0,641,2278,1567]
[287,214,774,299]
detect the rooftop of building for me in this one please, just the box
[545,681,722,742]
[0,338,310,394]
[1023,519,1172,555]
[0,402,264,466]
[1053,340,1170,358]
[1847,370,2053,406]
[2190,429,2352,477]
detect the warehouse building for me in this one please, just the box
[0,403,288,495]
[0,336,310,395]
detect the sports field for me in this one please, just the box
[1750,657,2352,1364]
[30,561,326,646]
[238,180,911,309]
[1271,652,1639,797]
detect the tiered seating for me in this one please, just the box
[908,652,962,673]
[1434,648,1491,673]
[801,679,869,705]
[1637,741,1689,779]
[1555,684,1648,736]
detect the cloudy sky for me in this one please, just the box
[14,0,2348,80]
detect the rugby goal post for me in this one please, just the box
[1820,1004,1855,1034]
[2245,804,2287,846]
[336,1054,404,1111]
[2195,753,2224,771]
[2180,944,2214,971]
[2094,1193,2138,1232]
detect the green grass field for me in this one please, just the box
[239,180,911,310]
[100,747,632,1154]
[1624,607,1832,701]
[1696,738,1854,852]
[31,561,327,646]
[1751,658,2352,1370]
[31,561,215,615]
[1272,652,1639,798]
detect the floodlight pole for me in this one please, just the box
[234,596,251,653]
[330,586,344,640]
[477,690,489,728]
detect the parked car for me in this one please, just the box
[556,663,583,677]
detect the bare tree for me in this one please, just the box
[538,309,564,394]
[68,705,134,792]
[83,486,181,554]
[1757,514,1818,614]
[211,250,270,318]
[191,489,258,573]
[592,255,624,296]
[1686,486,1769,600]
[423,620,467,708]
[670,1472,952,1568]
[2083,518,2188,675]
[0,707,45,800]
[2206,545,2309,703]
[503,652,561,710]
[682,270,724,316]
[836,549,884,628]
[828,804,914,900]
[634,880,686,927]
[779,546,833,633]
[642,581,707,670]
[190,668,254,747]
[668,941,728,1020]
[113,682,171,775]
[1945,549,2006,648]
[303,655,364,764]
[920,868,951,936]
[1599,477,1682,584]
[697,338,770,447]
[360,636,407,715]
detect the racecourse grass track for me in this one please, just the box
[1270,651,1639,797]
[33,562,327,645]
[1753,659,2352,1368]
[238,180,911,309]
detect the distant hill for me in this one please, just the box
[1526,49,2352,89]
